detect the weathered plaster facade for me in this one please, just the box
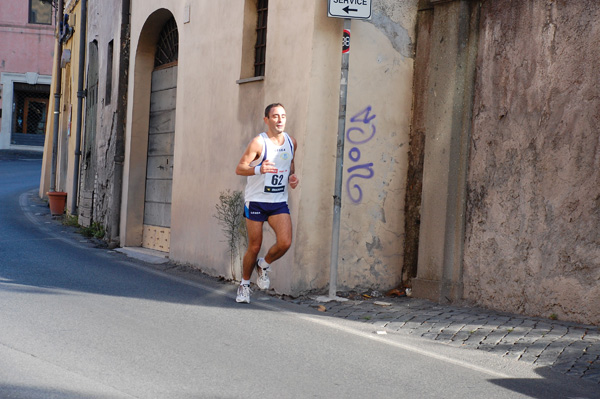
[0,1,54,150]
[78,0,129,237]
[40,0,129,242]
[412,0,479,302]
[119,0,417,296]
[41,0,85,198]
[411,0,599,325]
[336,4,416,292]
[464,0,600,324]
[38,0,599,324]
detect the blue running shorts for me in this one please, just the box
[244,201,290,222]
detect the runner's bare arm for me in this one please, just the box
[235,136,275,176]
[235,137,262,176]
[289,136,299,189]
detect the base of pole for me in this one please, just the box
[315,295,349,303]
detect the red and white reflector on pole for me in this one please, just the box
[342,29,350,54]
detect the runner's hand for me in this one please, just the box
[289,174,299,189]
[260,160,278,174]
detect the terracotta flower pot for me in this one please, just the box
[47,191,67,216]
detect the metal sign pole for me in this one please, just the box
[328,18,352,300]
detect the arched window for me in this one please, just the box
[154,17,179,68]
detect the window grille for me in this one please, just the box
[254,0,268,77]
[11,83,51,146]
[155,18,179,68]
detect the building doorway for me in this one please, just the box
[141,17,178,253]
[11,82,50,146]
[79,40,99,227]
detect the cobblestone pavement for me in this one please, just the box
[289,293,600,385]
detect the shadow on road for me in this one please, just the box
[490,366,600,399]
[2,189,311,314]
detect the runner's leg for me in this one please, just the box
[243,218,263,280]
[264,213,292,264]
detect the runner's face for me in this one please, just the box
[265,106,286,135]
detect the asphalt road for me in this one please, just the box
[0,158,598,399]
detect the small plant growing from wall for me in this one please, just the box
[214,190,247,280]
[62,215,105,239]
[79,222,106,239]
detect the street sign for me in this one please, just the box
[328,0,372,20]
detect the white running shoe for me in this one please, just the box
[236,284,251,303]
[256,262,270,290]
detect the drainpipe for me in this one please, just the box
[70,0,87,212]
[108,0,131,246]
[49,0,64,192]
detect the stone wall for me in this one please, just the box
[83,0,128,243]
[464,0,600,324]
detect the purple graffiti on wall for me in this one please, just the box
[346,106,376,204]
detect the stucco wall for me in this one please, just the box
[0,1,54,149]
[0,2,54,76]
[411,1,480,303]
[464,0,600,324]
[334,2,416,292]
[123,0,418,296]
[85,0,125,238]
[41,1,84,199]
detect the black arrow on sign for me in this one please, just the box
[343,6,358,13]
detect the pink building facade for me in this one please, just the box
[0,0,55,150]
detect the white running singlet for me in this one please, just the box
[245,132,295,203]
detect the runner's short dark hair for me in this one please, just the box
[265,103,285,117]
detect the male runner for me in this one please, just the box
[234,103,299,303]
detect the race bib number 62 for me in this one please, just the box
[264,170,289,193]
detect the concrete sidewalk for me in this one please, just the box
[22,187,600,386]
